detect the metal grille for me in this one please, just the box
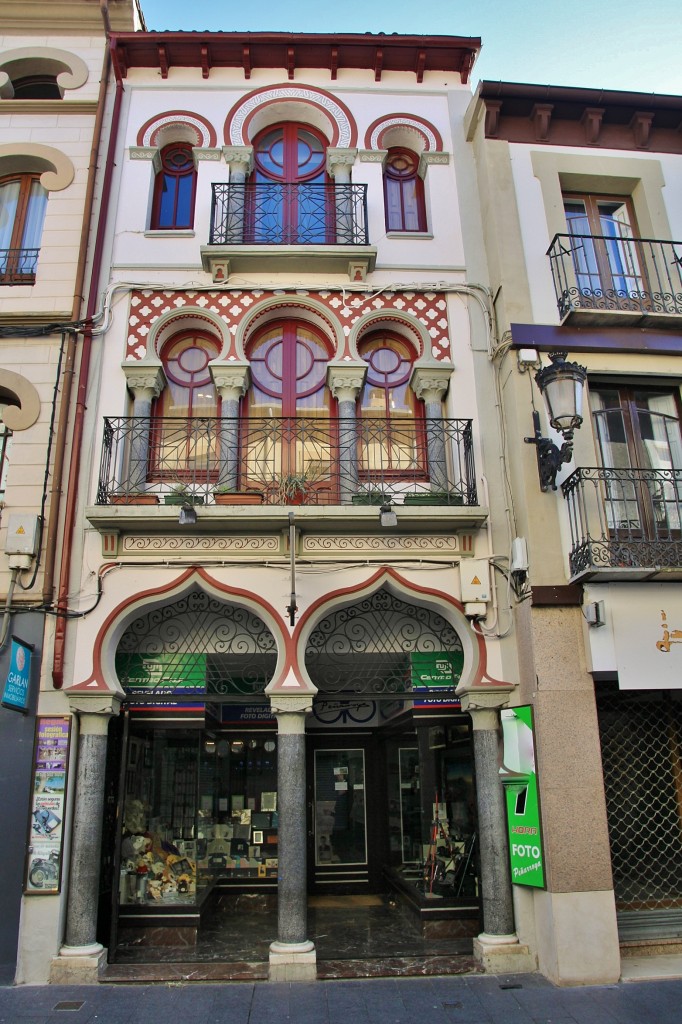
[596,689,682,937]
[305,586,463,698]
[0,247,39,283]
[116,590,277,698]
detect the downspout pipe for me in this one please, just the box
[52,7,123,689]
[41,11,114,607]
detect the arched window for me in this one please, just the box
[248,123,330,244]
[150,143,197,230]
[358,332,424,476]
[0,173,48,283]
[383,148,426,233]
[11,74,61,99]
[151,332,221,478]
[245,320,335,499]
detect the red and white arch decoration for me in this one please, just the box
[364,113,443,153]
[136,110,218,149]
[224,84,357,148]
[125,290,452,362]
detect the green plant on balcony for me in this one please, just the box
[163,483,205,507]
[275,471,318,505]
[351,487,391,506]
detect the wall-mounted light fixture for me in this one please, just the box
[178,504,198,526]
[380,503,397,528]
[524,351,587,491]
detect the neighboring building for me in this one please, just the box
[465,81,682,984]
[0,0,139,985]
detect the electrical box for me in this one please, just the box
[461,559,491,603]
[4,514,39,556]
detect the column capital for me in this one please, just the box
[410,363,453,402]
[326,148,357,178]
[222,145,254,176]
[327,362,366,401]
[121,361,166,399]
[209,360,250,398]
[65,691,123,730]
[457,684,515,730]
[270,694,314,716]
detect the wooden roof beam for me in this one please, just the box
[375,47,383,82]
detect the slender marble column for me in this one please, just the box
[210,363,250,491]
[61,697,121,956]
[411,366,453,494]
[268,695,315,980]
[121,365,165,493]
[327,365,366,503]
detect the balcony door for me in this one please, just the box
[590,386,682,540]
[248,123,331,244]
[563,194,647,304]
[245,321,336,500]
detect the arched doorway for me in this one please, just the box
[303,587,479,920]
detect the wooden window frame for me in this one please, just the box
[150,143,197,231]
[383,148,427,234]
[0,172,46,284]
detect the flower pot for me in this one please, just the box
[163,494,205,506]
[403,492,464,506]
[109,493,160,505]
[213,491,264,505]
[351,492,390,506]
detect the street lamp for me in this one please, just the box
[524,351,587,491]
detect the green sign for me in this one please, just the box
[410,651,463,689]
[500,706,545,889]
[115,652,207,694]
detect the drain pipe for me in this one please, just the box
[52,4,123,688]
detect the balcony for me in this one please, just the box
[0,248,39,285]
[201,183,377,280]
[547,234,682,328]
[89,415,486,534]
[562,466,682,581]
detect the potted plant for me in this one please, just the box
[163,484,205,507]
[351,487,391,506]
[276,471,317,505]
[212,484,264,506]
[109,490,160,505]
[402,491,465,506]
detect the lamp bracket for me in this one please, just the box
[524,410,574,491]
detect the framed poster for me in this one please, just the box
[24,717,71,895]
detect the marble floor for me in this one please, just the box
[108,894,479,980]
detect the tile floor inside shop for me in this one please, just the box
[109,894,479,980]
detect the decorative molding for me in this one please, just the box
[209,361,251,396]
[411,364,453,401]
[121,362,165,398]
[128,146,157,161]
[630,110,654,149]
[193,148,223,163]
[225,85,355,148]
[0,143,74,191]
[365,114,442,152]
[301,535,460,555]
[121,536,281,554]
[358,149,388,164]
[0,369,40,430]
[326,362,366,400]
[0,46,88,98]
[581,107,605,146]
[137,110,217,149]
[531,103,553,142]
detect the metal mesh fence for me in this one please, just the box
[596,689,682,923]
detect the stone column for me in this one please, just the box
[51,693,122,983]
[209,361,250,491]
[458,687,534,973]
[121,363,165,493]
[222,146,254,244]
[411,364,453,494]
[327,363,366,502]
[268,693,315,982]
[327,148,358,243]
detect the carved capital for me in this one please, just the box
[456,685,515,729]
[122,362,166,399]
[418,151,450,179]
[410,364,453,401]
[222,145,254,176]
[209,360,250,397]
[327,362,366,400]
[269,694,315,724]
[326,147,357,178]
[65,691,123,727]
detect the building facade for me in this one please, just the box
[466,80,682,983]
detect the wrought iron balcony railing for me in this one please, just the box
[0,248,40,284]
[209,182,369,246]
[562,466,682,577]
[547,234,682,319]
[96,416,476,507]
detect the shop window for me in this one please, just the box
[357,332,424,476]
[0,173,48,284]
[590,384,682,538]
[151,332,221,479]
[150,143,197,230]
[119,729,279,908]
[383,148,426,233]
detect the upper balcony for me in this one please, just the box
[547,234,682,328]
[200,183,377,280]
[87,415,487,534]
[0,248,40,285]
[562,466,682,582]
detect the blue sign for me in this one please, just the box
[2,636,33,713]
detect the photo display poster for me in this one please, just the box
[25,717,71,894]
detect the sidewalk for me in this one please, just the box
[3,972,682,1024]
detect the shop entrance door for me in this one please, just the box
[307,734,385,893]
